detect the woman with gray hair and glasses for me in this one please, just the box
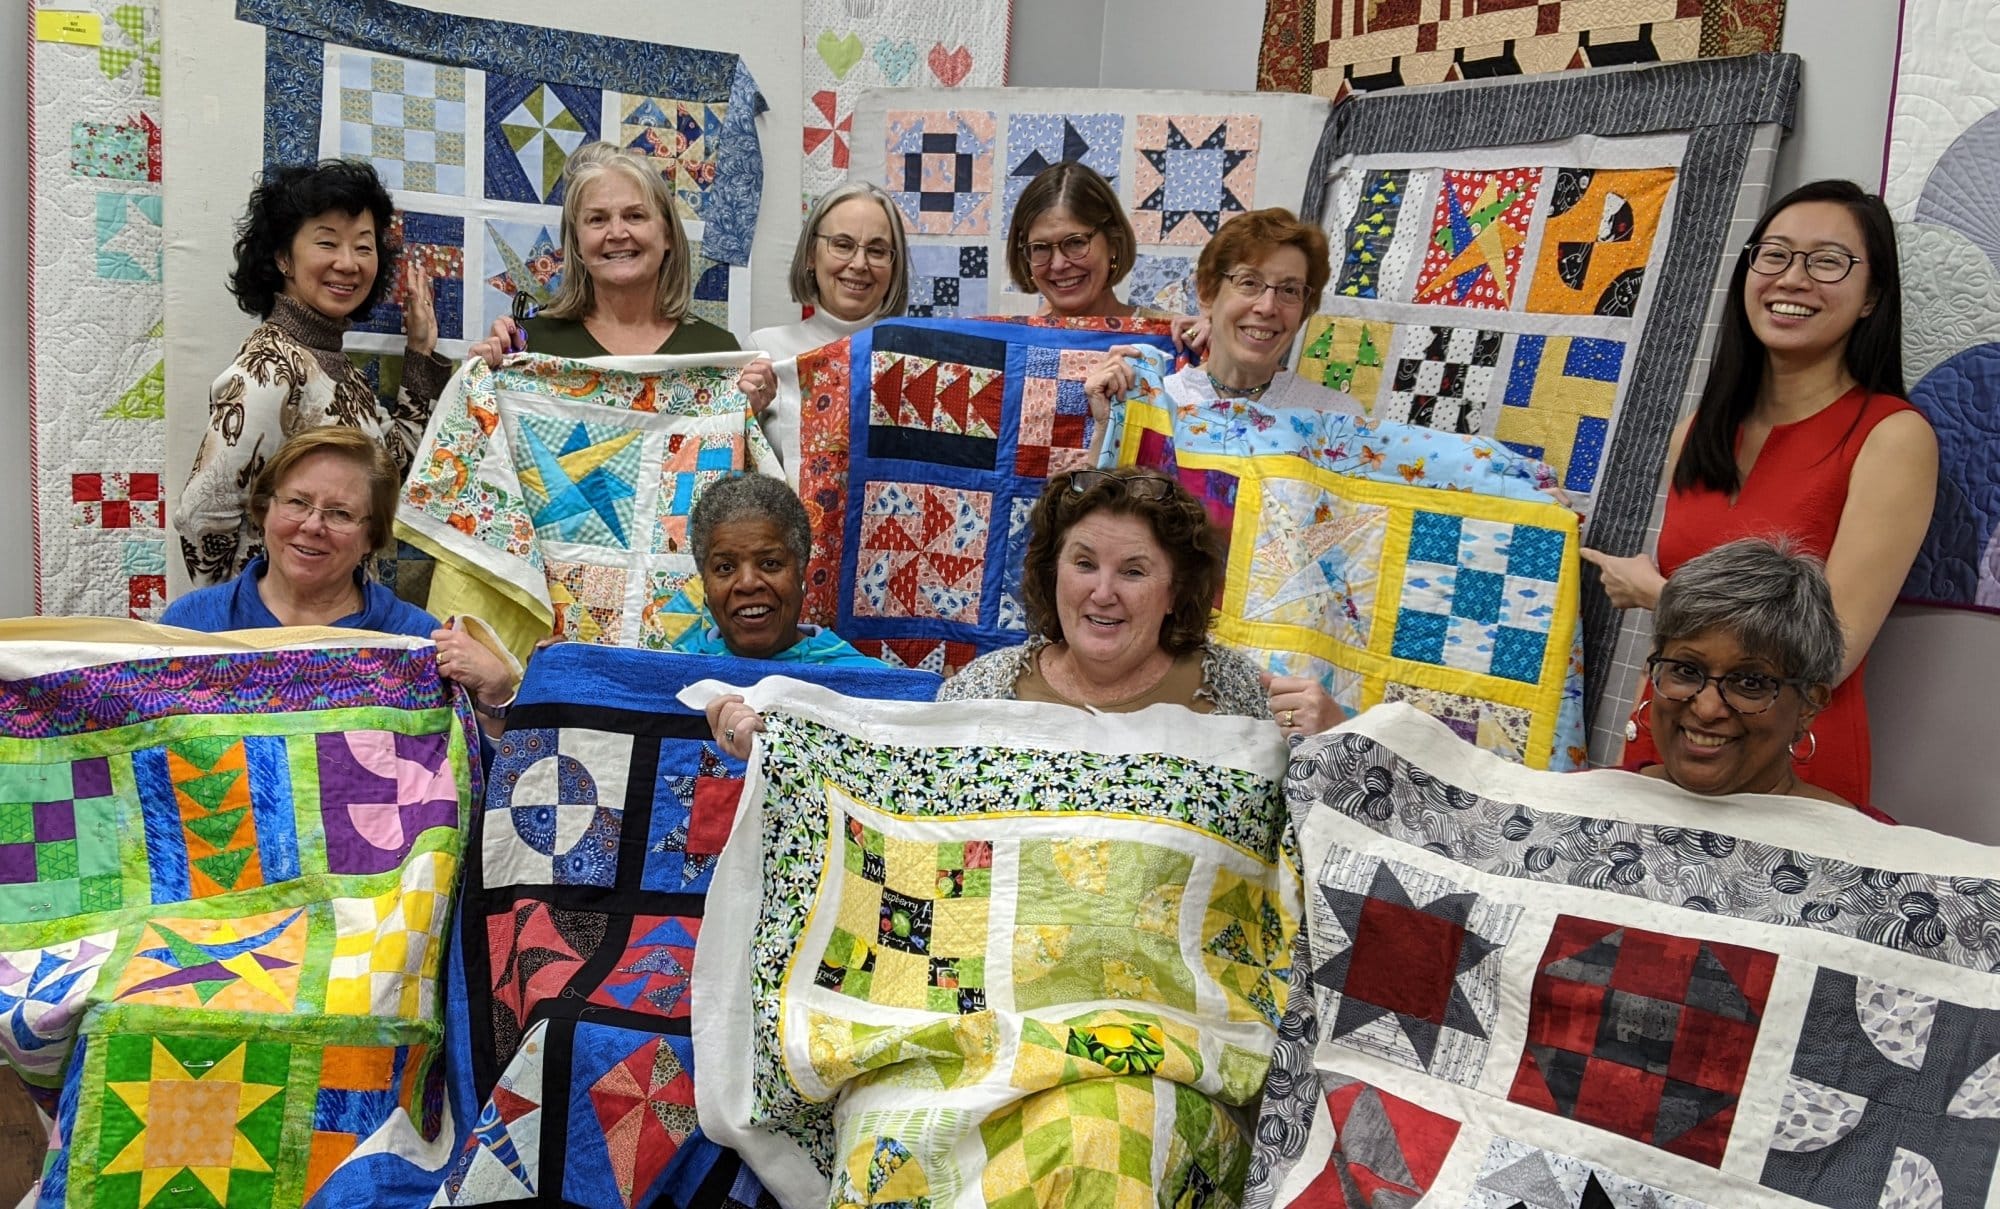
[1624,537,1893,821]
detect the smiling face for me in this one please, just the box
[278,209,380,320]
[1026,206,1115,317]
[261,450,375,598]
[812,196,895,322]
[1053,509,1177,680]
[574,171,669,295]
[1743,200,1875,368]
[1650,628,1824,797]
[1204,243,1311,386]
[700,517,807,660]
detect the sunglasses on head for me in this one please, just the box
[1064,469,1175,501]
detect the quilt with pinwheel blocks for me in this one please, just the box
[691,678,1300,1209]
[0,620,479,1208]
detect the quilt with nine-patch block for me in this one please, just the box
[0,620,480,1208]
[689,676,1299,1209]
[1251,702,2000,1209]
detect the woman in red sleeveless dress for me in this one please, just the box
[1583,181,1938,807]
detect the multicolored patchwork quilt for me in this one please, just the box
[433,643,938,1208]
[0,620,479,1208]
[846,88,1330,319]
[1104,352,1587,770]
[788,315,1177,675]
[394,353,780,660]
[690,678,1299,1208]
[30,0,170,619]
[1253,702,2000,1209]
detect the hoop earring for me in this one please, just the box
[1788,731,1818,763]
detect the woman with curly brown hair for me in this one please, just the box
[937,467,1338,733]
[176,159,451,586]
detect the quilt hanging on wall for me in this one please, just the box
[1256,0,1787,97]
[785,315,1177,675]
[689,676,1300,1209]
[1883,1,2000,611]
[844,86,1330,319]
[0,620,480,1208]
[800,0,1010,206]
[1251,702,2000,1209]
[236,0,766,384]
[395,353,780,660]
[1292,55,1798,760]
[434,644,937,1208]
[1102,349,1587,770]
[30,0,169,621]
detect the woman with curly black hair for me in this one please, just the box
[175,159,452,585]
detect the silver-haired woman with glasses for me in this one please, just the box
[1585,180,1937,808]
[1622,538,1894,821]
[937,466,1338,736]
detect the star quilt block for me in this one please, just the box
[1001,112,1124,233]
[886,110,996,235]
[485,76,600,205]
[619,95,726,221]
[582,915,699,1020]
[1465,1136,1708,1209]
[1412,167,1540,309]
[1384,324,1506,435]
[93,1033,292,1209]
[481,218,564,336]
[1526,167,1676,317]
[353,211,464,341]
[1498,334,1625,497]
[485,900,607,1068]
[512,415,643,548]
[907,243,991,319]
[1131,114,1260,245]
[1511,916,1777,1167]
[336,50,468,195]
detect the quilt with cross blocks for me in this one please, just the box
[395,353,781,662]
[0,621,480,1208]
[786,315,1177,676]
[1252,701,2000,1209]
[431,643,937,1208]
[1102,351,1587,770]
[690,676,1300,1209]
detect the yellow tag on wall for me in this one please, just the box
[35,10,103,45]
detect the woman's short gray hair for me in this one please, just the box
[788,182,909,319]
[1652,537,1844,687]
[688,473,813,567]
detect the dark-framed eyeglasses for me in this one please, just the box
[1645,655,1809,715]
[1744,241,1863,284]
[1023,230,1100,267]
[272,496,368,534]
[1220,270,1311,307]
[815,233,895,266]
[1065,468,1174,501]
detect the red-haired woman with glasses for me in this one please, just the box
[1584,181,1937,806]
[937,467,1337,734]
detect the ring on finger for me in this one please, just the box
[1282,708,1297,728]
[725,727,736,743]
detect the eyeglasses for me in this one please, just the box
[1645,656,1809,715]
[272,496,368,534]
[816,233,895,266]
[1065,469,1175,501]
[1023,231,1100,267]
[1221,271,1311,308]
[1744,241,1863,284]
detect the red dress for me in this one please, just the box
[1624,387,1918,806]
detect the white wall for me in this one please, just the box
[3,0,1991,834]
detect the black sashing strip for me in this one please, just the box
[539,1014,578,1203]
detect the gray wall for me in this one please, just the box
[1,0,1988,833]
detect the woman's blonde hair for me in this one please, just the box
[541,142,691,322]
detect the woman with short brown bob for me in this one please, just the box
[938,467,1338,734]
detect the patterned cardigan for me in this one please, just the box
[937,636,1274,720]
[173,295,451,584]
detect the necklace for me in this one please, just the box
[1207,370,1272,400]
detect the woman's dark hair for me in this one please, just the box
[1020,467,1222,656]
[1675,179,1905,495]
[228,160,400,321]
[1004,161,1137,294]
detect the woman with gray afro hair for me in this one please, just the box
[1627,537,1889,818]
[675,474,889,752]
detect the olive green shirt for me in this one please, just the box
[523,314,740,358]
